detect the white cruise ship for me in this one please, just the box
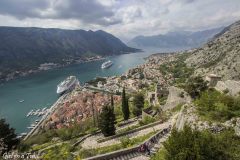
[56,76,79,95]
[101,60,113,69]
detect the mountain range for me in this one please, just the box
[0,27,139,81]
[128,27,224,49]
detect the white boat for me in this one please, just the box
[20,133,27,136]
[26,110,33,117]
[19,100,24,103]
[57,76,79,95]
[101,60,113,69]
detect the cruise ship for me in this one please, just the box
[101,60,113,69]
[56,76,79,95]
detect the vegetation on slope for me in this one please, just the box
[159,53,194,85]
[152,125,240,160]
[0,118,19,155]
[195,89,240,122]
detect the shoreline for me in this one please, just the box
[0,56,106,85]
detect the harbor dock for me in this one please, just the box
[23,94,67,140]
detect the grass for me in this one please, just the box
[19,118,98,152]
[170,104,183,113]
[150,147,166,160]
[117,124,141,134]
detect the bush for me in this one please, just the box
[132,93,145,117]
[139,116,156,126]
[120,137,133,147]
[185,76,208,99]
[22,118,96,149]
[163,126,240,160]
[41,144,73,160]
[195,89,240,122]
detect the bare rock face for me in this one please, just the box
[215,80,240,96]
[185,20,240,80]
[235,118,240,136]
[175,104,226,133]
[162,86,191,111]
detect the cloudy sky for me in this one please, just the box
[0,0,240,41]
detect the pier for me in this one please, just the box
[26,107,48,117]
[23,94,68,140]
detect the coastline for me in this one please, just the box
[0,56,106,84]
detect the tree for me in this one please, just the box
[0,118,19,154]
[132,93,145,116]
[111,95,114,111]
[163,125,231,160]
[99,105,116,137]
[185,76,208,99]
[121,87,130,120]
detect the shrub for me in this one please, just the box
[139,116,156,126]
[132,93,145,117]
[195,89,240,122]
[185,76,208,99]
[163,126,239,160]
[120,137,133,147]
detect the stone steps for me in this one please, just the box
[110,151,142,160]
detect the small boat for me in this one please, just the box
[27,126,34,129]
[31,124,36,127]
[20,133,27,136]
[19,100,24,103]
[26,110,33,117]
[16,135,23,139]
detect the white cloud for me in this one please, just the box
[0,0,240,41]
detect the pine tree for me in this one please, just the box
[0,118,19,155]
[99,105,116,137]
[121,87,130,120]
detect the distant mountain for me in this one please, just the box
[0,27,139,81]
[185,20,240,80]
[128,27,224,49]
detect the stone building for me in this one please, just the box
[205,74,222,88]
[155,82,169,98]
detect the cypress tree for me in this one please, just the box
[132,93,144,116]
[111,95,114,111]
[99,105,116,137]
[121,87,130,120]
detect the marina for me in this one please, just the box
[26,107,49,117]
[22,94,68,140]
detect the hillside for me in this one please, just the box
[128,27,223,49]
[185,20,240,80]
[0,27,139,82]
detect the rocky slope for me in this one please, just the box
[185,20,240,80]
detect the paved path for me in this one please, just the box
[81,118,173,149]
[128,113,179,160]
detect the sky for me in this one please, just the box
[0,0,240,42]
